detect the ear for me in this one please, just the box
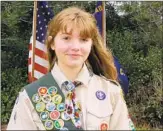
[48,36,55,50]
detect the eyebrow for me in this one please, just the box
[61,33,70,35]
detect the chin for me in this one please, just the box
[66,62,83,68]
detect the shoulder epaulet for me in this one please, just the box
[108,79,120,87]
[100,75,120,86]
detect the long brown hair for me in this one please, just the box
[45,7,117,80]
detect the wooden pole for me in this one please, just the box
[102,1,106,47]
[32,1,37,82]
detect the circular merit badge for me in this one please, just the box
[61,111,70,121]
[54,119,64,129]
[44,120,54,130]
[100,121,108,131]
[42,94,52,103]
[48,86,58,96]
[96,90,106,100]
[32,93,41,103]
[52,94,62,104]
[36,102,45,112]
[57,103,65,112]
[38,87,47,95]
[50,110,60,120]
[46,102,56,112]
[40,111,49,121]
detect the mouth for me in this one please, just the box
[67,54,82,59]
[68,54,82,56]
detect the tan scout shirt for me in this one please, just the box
[7,63,134,130]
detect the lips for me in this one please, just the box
[70,54,81,56]
[68,54,81,56]
[67,54,81,59]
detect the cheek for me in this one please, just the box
[81,44,92,56]
[54,41,69,53]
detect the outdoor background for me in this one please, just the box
[1,1,163,130]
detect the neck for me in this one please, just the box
[57,62,83,81]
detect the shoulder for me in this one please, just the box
[21,73,53,99]
[23,73,52,90]
[92,74,122,93]
[100,75,120,86]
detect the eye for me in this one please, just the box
[62,36,70,40]
[81,38,88,42]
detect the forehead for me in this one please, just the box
[56,15,95,38]
[60,24,92,38]
[59,26,81,36]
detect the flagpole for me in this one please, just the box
[32,1,37,82]
[102,1,106,47]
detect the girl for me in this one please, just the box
[7,7,135,130]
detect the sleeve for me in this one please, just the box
[109,88,135,130]
[7,90,38,130]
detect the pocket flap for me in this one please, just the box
[87,92,113,118]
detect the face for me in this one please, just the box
[51,28,92,69]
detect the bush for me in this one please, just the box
[1,68,28,124]
[107,30,163,129]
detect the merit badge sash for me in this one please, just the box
[24,73,83,130]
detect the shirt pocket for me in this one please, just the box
[86,102,113,130]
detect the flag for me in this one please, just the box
[94,1,129,95]
[28,1,54,82]
[94,1,103,35]
[113,57,129,95]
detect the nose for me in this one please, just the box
[71,40,80,51]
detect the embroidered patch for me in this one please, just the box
[50,110,60,120]
[48,86,58,96]
[61,111,70,121]
[96,91,106,100]
[57,103,65,112]
[46,102,56,112]
[40,111,49,121]
[44,120,53,130]
[52,94,62,104]
[38,87,47,95]
[36,102,45,112]
[32,93,41,103]
[100,121,108,131]
[54,119,64,129]
[41,94,52,103]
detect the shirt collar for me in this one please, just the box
[51,63,92,89]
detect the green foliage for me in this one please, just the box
[1,68,28,124]
[107,1,163,129]
[1,49,28,71]
[1,1,163,129]
[108,30,163,129]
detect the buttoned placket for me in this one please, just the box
[77,76,93,130]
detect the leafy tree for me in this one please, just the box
[1,1,162,129]
[107,1,163,129]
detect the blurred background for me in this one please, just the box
[1,1,163,130]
